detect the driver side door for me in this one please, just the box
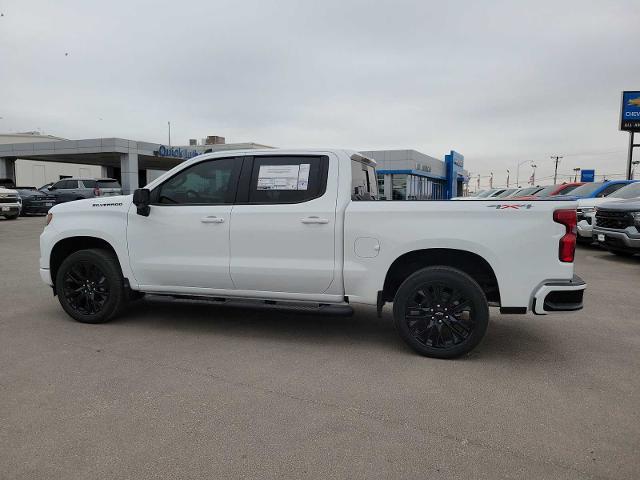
[127,156,243,291]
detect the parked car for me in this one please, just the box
[452,188,507,200]
[593,197,640,256]
[513,182,584,200]
[576,182,640,244]
[14,187,57,216]
[40,178,122,204]
[40,149,586,359]
[0,185,21,220]
[561,180,637,200]
[504,186,543,198]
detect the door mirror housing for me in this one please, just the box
[133,188,151,216]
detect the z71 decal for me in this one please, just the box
[486,204,533,210]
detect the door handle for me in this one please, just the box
[201,216,225,224]
[300,216,329,224]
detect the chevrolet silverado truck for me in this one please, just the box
[0,185,21,220]
[593,197,640,256]
[39,149,586,358]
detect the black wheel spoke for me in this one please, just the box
[63,260,110,316]
[404,281,476,349]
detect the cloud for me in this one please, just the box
[1,0,638,186]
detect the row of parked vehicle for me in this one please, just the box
[461,180,640,257]
[0,177,122,220]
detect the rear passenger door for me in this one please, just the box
[229,155,337,294]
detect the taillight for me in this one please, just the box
[94,187,101,196]
[553,209,577,262]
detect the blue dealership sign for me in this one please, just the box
[157,145,201,160]
[620,91,640,131]
[580,169,595,182]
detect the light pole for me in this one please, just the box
[477,174,480,191]
[506,169,510,188]
[167,121,171,146]
[515,159,534,188]
[573,167,581,182]
[530,164,537,185]
[489,172,494,189]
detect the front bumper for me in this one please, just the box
[593,226,640,250]
[532,274,586,315]
[0,205,20,216]
[40,268,53,287]
[577,219,593,239]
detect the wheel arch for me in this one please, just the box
[382,248,500,305]
[50,236,119,289]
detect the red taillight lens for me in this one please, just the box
[94,187,101,196]
[553,209,577,262]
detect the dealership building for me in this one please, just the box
[0,132,469,198]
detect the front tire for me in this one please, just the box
[4,214,19,220]
[55,249,125,323]
[393,266,489,358]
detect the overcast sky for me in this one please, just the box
[1,0,638,187]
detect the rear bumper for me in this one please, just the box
[532,274,586,315]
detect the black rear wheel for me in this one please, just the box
[393,266,489,358]
[55,249,125,323]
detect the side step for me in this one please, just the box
[152,294,354,317]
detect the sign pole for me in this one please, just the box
[627,131,635,180]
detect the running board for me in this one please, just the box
[151,294,354,317]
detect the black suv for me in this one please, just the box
[593,198,640,256]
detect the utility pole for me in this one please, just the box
[168,121,171,146]
[573,167,580,182]
[506,169,510,188]
[551,155,563,184]
[489,172,493,189]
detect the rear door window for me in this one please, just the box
[244,156,328,204]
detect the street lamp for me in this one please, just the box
[506,169,510,188]
[530,164,537,185]
[573,167,581,182]
[515,159,534,188]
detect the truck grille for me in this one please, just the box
[0,196,19,204]
[595,210,633,230]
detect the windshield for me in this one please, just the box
[495,188,518,198]
[556,184,582,195]
[514,187,540,196]
[609,182,640,199]
[534,185,559,197]
[565,182,603,196]
[97,180,121,189]
[476,190,494,198]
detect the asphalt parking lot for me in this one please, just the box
[1,216,639,479]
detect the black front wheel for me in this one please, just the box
[393,266,489,358]
[55,249,125,323]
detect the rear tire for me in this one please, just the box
[393,266,489,358]
[55,249,125,324]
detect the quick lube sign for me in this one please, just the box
[620,91,640,131]
[157,145,201,159]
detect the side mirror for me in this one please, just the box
[133,188,151,216]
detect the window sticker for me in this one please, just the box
[297,164,310,190]
[257,164,305,190]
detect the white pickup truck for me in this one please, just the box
[40,149,586,358]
